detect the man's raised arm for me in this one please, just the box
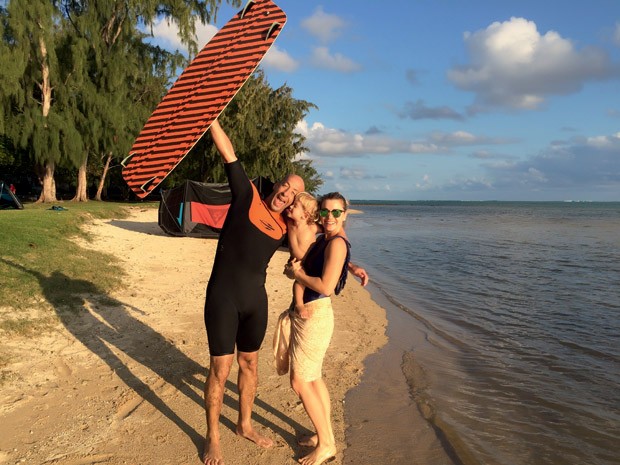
[210,119,237,163]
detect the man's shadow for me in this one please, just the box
[2,258,308,456]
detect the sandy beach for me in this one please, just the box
[0,206,392,465]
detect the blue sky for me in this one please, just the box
[151,0,620,201]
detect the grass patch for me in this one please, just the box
[0,315,58,335]
[0,201,157,333]
[0,370,20,385]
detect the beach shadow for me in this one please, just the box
[1,258,306,456]
[107,218,167,236]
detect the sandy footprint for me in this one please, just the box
[55,358,73,377]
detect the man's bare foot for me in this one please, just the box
[298,444,337,465]
[236,425,274,449]
[297,434,318,447]
[202,436,224,465]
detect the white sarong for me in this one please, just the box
[273,309,292,375]
[289,297,334,382]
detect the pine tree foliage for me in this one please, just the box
[0,0,63,201]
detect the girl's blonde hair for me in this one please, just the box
[295,192,318,225]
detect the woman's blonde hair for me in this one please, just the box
[295,192,318,225]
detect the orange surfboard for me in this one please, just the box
[122,0,287,198]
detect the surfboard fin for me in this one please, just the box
[240,0,255,19]
[120,153,134,168]
[140,177,157,194]
[265,22,282,40]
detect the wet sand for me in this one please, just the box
[343,283,457,465]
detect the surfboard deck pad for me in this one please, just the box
[122,0,286,198]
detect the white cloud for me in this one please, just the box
[443,177,495,191]
[614,22,620,46]
[320,130,620,201]
[340,167,369,180]
[431,130,478,145]
[416,174,433,190]
[297,120,437,156]
[526,167,548,183]
[263,45,299,72]
[295,120,310,137]
[429,130,514,146]
[398,99,464,121]
[301,6,346,43]
[149,18,218,53]
[149,18,184,51]
[428,131,620,199]
[448,17,619,112]
[483,131,620,193]
[296,120,511,158]
[310,46,361,73]
[471,150,494,159]
[586,131,620,148]
[195,22,219,49]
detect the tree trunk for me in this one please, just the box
[39,34,52,118]
[36,161,57,203]
[95,152,113,201]
[72,156,88,202]
[35,34,58,204]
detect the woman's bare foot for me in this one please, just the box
[298,444,337,465]
[297,434,318,447]
[236,425,274,449]
[202,437,224,465]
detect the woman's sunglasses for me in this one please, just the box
[318,208,344,218]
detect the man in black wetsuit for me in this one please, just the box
[202,119,305,464]
[202,119,368,465]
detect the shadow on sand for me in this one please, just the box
[105,218,167,236]
[2,258,308,459]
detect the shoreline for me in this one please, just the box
[343,282,459,465]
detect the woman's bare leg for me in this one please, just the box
[292,374,336,465]
[297,378,333,448]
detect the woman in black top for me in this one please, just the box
[284,192,351,465]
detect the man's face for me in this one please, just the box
[267,174,304,213]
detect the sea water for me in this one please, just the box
[345,201,620,465]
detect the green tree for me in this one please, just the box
[1,0,64,202]
[0,4,23,137]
